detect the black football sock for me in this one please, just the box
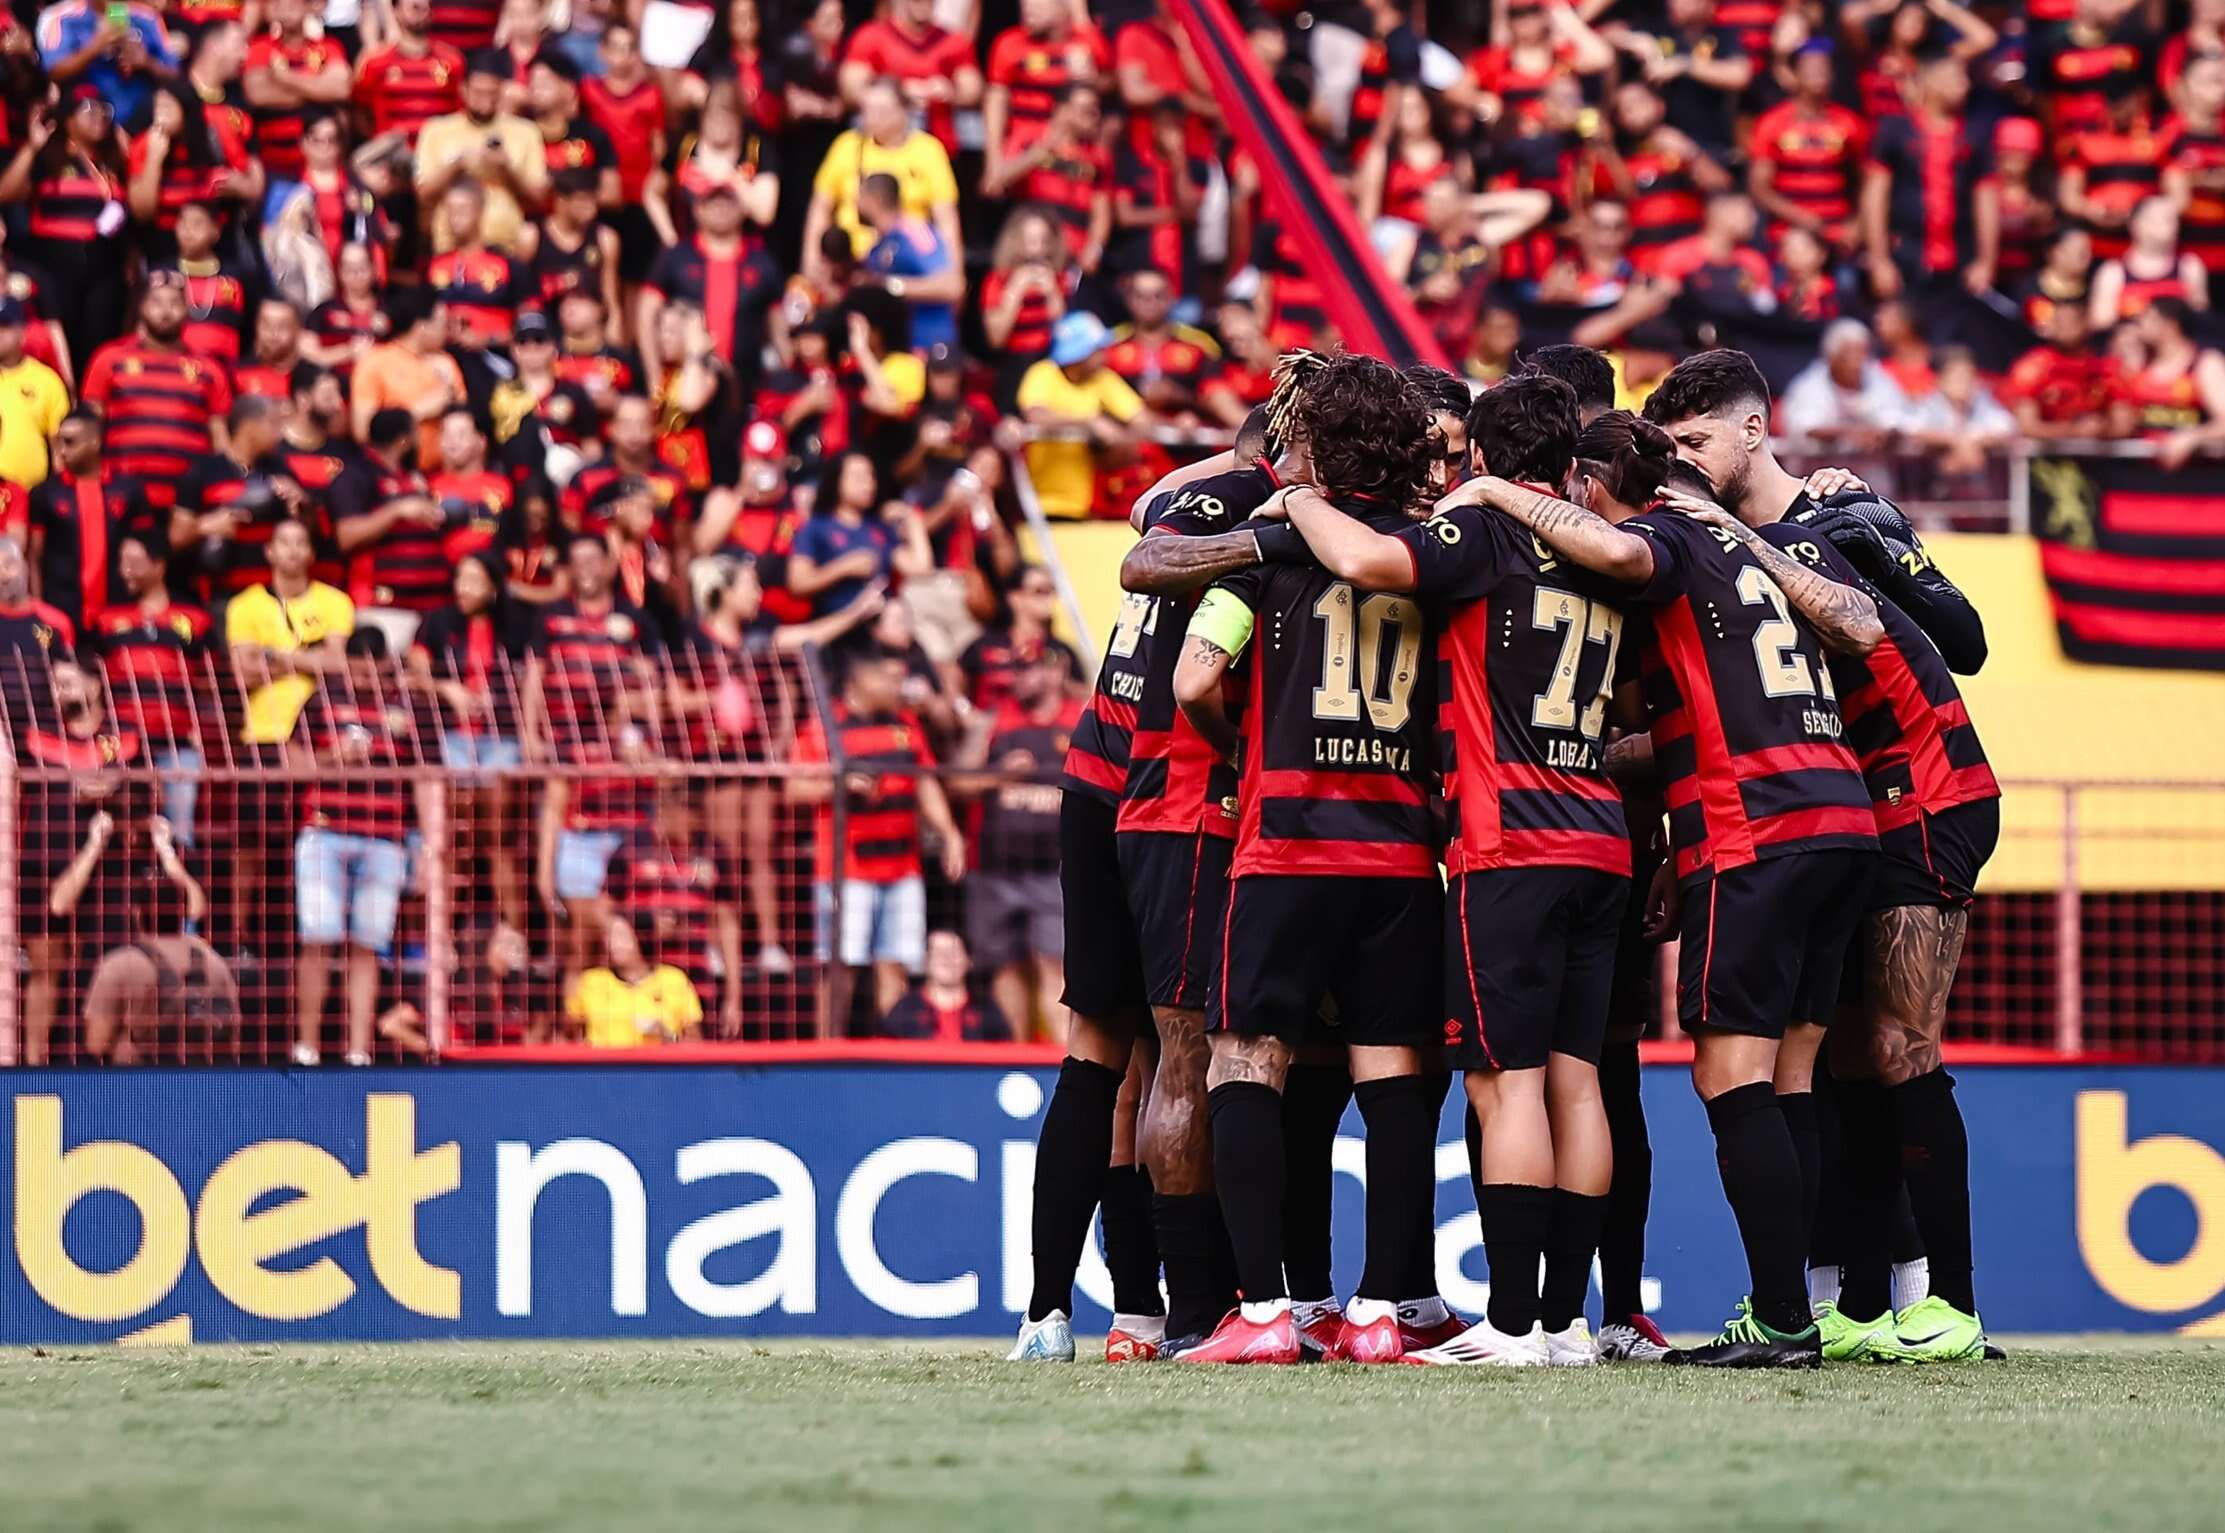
[1464,1102,1485,1212]
[1542,1189,1610,1332]
[1353,1075,1434,1303]
[1598,1036,1651,1321]
[1477,1182,1552,1335]
[1281,1063,1351,1305]
[1703,1082,1812,1336]
[1402,1071,1452,1297]
[1101,1166,1164,1318]
[1026,1056,1120,1321]
[1208,1081,1288,1304]
[1894,1068,1977,1314]
[1777,1090,1821,1245]
[1154,1192,1223,1339]
[1809,1063,1849,1274]
[1835,1077,1898,1319]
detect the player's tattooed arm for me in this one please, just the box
[1172,633,1242,762]
[1283,485,1417,591]
[1120,529,1267,596]
[1678,503,1884,656]
[1604,730,1655,786]
[1470,476,1658,585]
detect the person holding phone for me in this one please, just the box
[37,0,179,127]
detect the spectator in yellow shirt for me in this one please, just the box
[802,80,961,282]
[568,913,705,1048]
[0,297,68,488]
[1016,312,1152,520]
[414,49,549,254]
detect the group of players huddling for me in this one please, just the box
[1010,341,2000,1369]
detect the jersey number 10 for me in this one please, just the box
[1311,585,1423,731]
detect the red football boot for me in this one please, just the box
[1173,1307,1301,1365]
[1293,1300,1344,1361]
[1397,1305,1470,1354]
[1327,1300,1405,1363]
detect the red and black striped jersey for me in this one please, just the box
[580,76,666,202]
[80,341,232,512]
[986,23,1110,154]
[529,223,610,307]
[1259,222,1328,351]
[27,470,158,631]
[1760,513,1997,832]
[540,113,617,183]
[1018,139,1111,256]
[429,469,512,563]
[555,344,640,399]
[164,261,252,368]
[1610,143,1705,274]
[26,153,120,245]
[2034,23,2149,142]
[428,247,530,345]
[1394,499,1630,876]
[353,41,466,142]
[1111,464,1278,838]
[564,461,692,541]
[308,299,379,377]
[1102,326,1219,407]
[980,268,1059,358]
[2168,119,2225,269]
[1209,498,1439,880]
[245,33,348,182]
[1618,508,1877,881]
[299,687,418,840]
[85,599,214,744]
[793,704,938,883]
[607,834,732,997]
[330,453,448,612]
[426,0,499,53]
[1748,101,1868,236]
[177,451,298,601]
[2067,119,2169,257]
[533,597,658,828]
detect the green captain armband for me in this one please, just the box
[1186,588,1256,660]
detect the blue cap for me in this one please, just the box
[1794,36,1834,60]
[1049,311,1110,367]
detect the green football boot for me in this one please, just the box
[1871,1295,1986,1363]
[1813,1300,1896,1362]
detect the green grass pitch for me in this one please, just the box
[3,1338,2221,1531]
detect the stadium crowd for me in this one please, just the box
[0,0,2221,1063]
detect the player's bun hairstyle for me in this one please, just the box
[1573,410,1677,509]
[1401,362,1474,420]
[1642,348,1774,428]
[1468,373,1579,485]
[1519,344,1617,414]
[1284,352,1434,510]
[1662,458,1718,502]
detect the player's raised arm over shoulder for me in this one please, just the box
[1470,476,1656,585]
[1680,499,1884,657]
[1121,520,1282,596]
[1282,485,1418,592]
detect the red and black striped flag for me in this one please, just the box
[2034,455,2225,670]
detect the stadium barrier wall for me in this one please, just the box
[5,1063,2223,1343]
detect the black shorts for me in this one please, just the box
[1057,793,1146,1018]
[1445,866,1629,1070]
[1870,797,2000,912]
[1116,828,1232,1010]
[1677,850,1876,1038]
[1212,874,1441,1049]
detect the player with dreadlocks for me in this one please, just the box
[1169,354,1446,1364]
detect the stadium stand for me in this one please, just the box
[0,0,2220,1063]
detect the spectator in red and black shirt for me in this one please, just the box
[1598,80,1730,278]
[86,525,213,841]
[838,0,981,158]
[638,182,782,393]
[429,0,502,55]
[1110,99,1208,297]
[1861,53,1997,304]
[981,207,1071,398]
[159,202,255,368]
[521,169,622,315]
[988,84,1113,271]
[243,0,352,184]
[2032,0,2152,142]
[176,394,305,605]
[3,86,131,365]
[126,73,263,257]
[80,275,235,513]
[333,408,452,630]
[529,532,661,986]
[527,46,620,210]
[409,550,529,930]
[29,408,161,632]
[2003,298,2122,439]
[880,929,1013,1042]
[1747,40,1868,246]
[2059,84,2170,263]
[565,394,694,542]
[959,564,1085,715]
[2166,50,2225,276]
[985,0,1109,185]
[234,300,306,402]
[429,406,512,563]
[354,0,468,144]
[428,179,531,346]
[292,626,427,1068]
[790,641,967,1033]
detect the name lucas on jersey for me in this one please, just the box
[1315,734,1413,771]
